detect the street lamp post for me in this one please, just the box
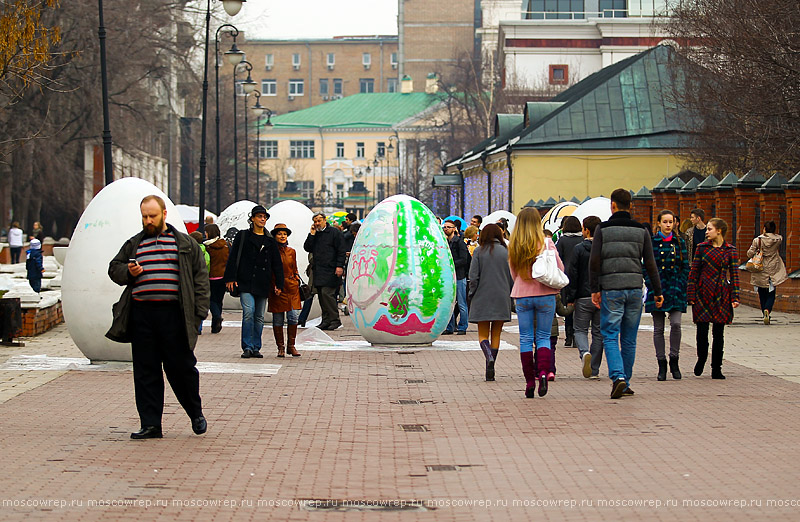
[387,135,399,195]
[234,60,256,201]
[248,91,269,204]
[199,0,244,231]
[215,24,243,214]
[372,157,379,206]
[98,0,113,185]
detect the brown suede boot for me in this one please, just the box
[273,326,285,358]
[286,324,301,357]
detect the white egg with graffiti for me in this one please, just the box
[346,195,456,345]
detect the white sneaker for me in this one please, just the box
[581,352,592,378]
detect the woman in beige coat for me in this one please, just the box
[747,221,787,325]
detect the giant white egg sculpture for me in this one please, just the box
[482,210,517,233]
[62,178,187,362]
[571,197,612,224]
[266,200,313,280]
[217,200,257,242]
[541,201,579,233]
[346,195,456,345]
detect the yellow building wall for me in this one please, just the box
[511,152,688,207]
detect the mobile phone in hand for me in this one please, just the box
[129,258,139,265]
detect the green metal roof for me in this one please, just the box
[263,92,444,130]
[515,45,692,149]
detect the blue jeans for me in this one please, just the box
[272,309,299,327]
[600,288,643,383]
[240,292,267,352]
[447,278,469,333]
[516,295,555,354]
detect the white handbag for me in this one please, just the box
[531,246,569,290]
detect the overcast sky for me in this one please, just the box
[232,0,398,39]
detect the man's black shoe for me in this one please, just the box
[250,351,264,358]
[192,416,207,435]
[241,350,251,358]
[455,331,467,336]
[318,323,331,330]
[441,330,453,335]
[610,378,627,399]
[622,387,635,396]
[323,322,342,331]
[131,426,162,440]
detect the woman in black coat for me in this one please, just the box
[555,216,583,347]
[223,205,284,358]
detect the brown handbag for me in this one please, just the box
[745,238,764,273]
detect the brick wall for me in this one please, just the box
[21,302,64,337]
[738,271,800,313]
[784,187,800,271]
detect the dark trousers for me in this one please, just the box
[209,279,226,320]
[757,287,776,313]
[10,247,21,264]
[298,295,314,326]
[696,322,725,370]
[130,301,202,427]
[28,278,42,293]
[317,285,339,326]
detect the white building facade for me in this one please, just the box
[497,0,674,90]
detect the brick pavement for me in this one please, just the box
[1,305,799,520]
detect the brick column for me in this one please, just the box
[631,186,653,225]
[733,169,765,265]
[783,172,800,272]
[678,178,699,223]
[713,173,738,244]
[694,175,718,219]
[660,177,683,217]
[650,177,669,215]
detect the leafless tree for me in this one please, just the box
[663,0,800,174]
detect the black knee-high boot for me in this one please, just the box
[695,322,709,376]
[711,323,725,379]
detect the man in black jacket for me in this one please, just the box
[589,189,663,399]
[107,195,210,440]
[565,216,603,379]
[224,205,284,358]
[442,219,471,335]
[304,212,346,330]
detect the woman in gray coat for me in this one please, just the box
[468,223,514,381]
[747,221,788,325]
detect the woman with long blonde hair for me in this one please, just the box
[508,207,564,398]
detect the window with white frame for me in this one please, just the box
[259,140,278,159]
[234,79,244,96]
[336,142,344,158]
[265,54,274,68]
[327,53,335,66]
[261,79,276,96]
[362,53,371,67]
[333,78,343,96]
[290,140,315,158]
[390,52,398,68]
[292,53,301,67]
[356,142,365,158]
[377,142,385,157]
[289,79,304,96]
[320,78,329,96]
[387,78,398,93]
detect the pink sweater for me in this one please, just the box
[509,237,564,298]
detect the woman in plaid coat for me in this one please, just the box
[644,210,690,381]
[687,218,740,380]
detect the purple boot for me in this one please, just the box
[536,347,552,397]
[520,351,536,398]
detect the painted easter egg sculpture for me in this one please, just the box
[347,195,456,345]
[62,178,187,361]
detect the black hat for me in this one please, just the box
[250,205,269,219]
[270,223,292,237]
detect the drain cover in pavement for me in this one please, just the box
[405,379,426,384]
[300,499,430,512]
[400,424,429,432]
